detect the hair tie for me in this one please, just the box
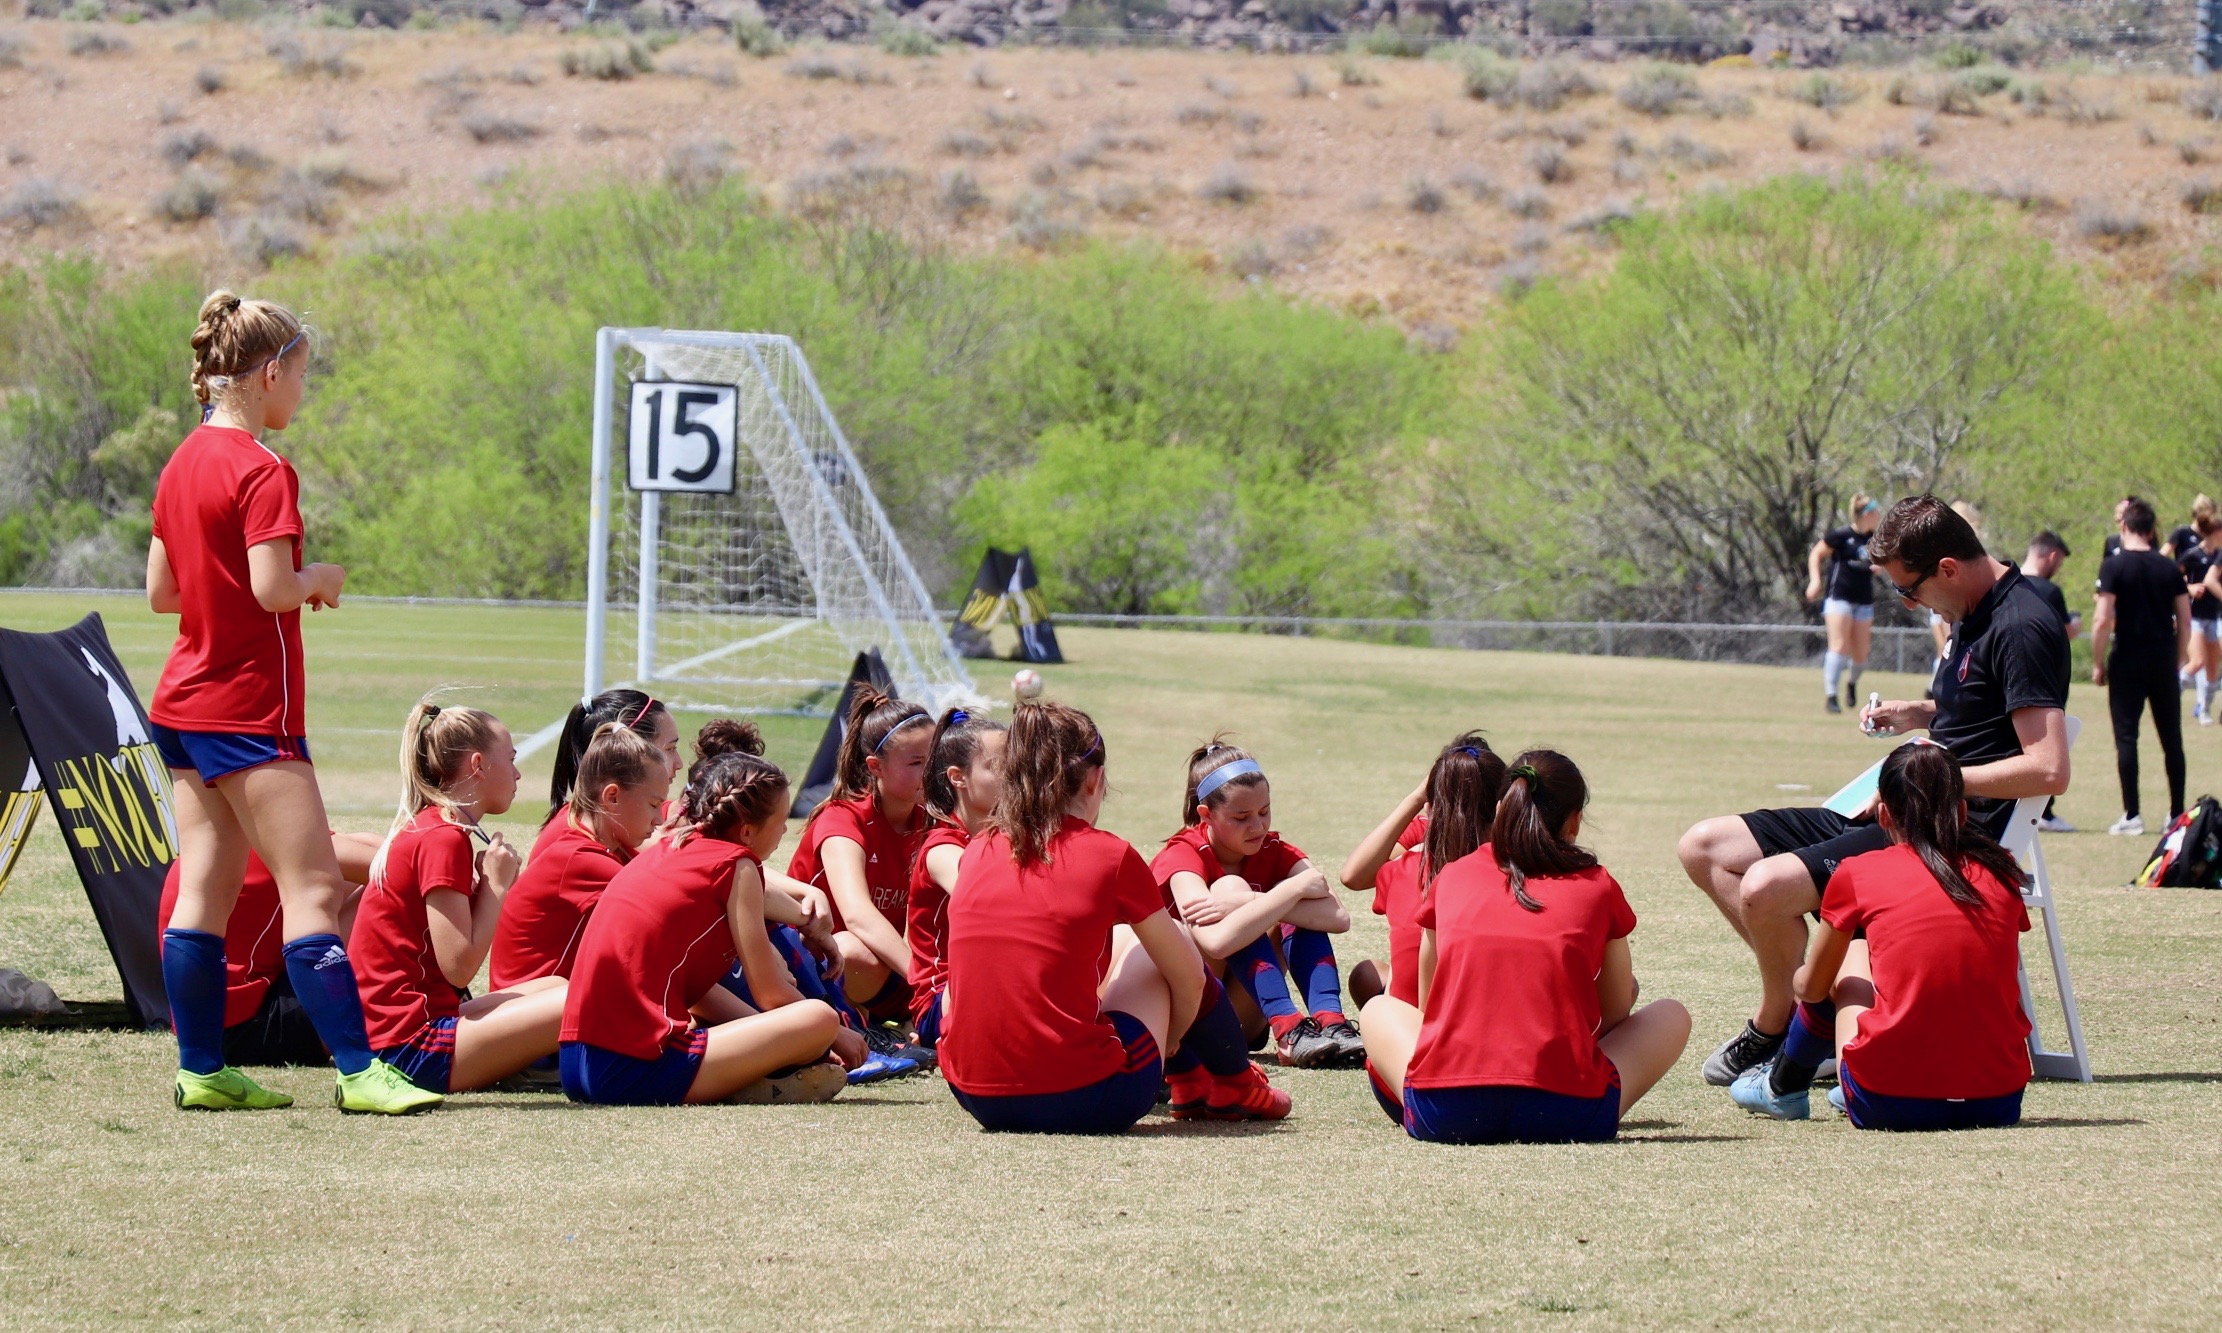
[1508,763,1538,782]
[1456,745,1483,759]
[948,708,971,728]
[423,703,443,719]
[872,712,931,754]
[1195,758,1262,802]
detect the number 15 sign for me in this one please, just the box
[628,381,740,493]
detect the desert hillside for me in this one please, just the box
[5,17,2221,326]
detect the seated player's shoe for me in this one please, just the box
[1317,1019,1367,1066]
[736,1061,847,1104]
[2108,814,2145,837]
[334,1059,444,1115]
[1166,1067,1215,1120]
[1728,1062,1810,1121]
[844,1052,920,1085]
[1275,1018,1339,1069]
[174,1065,293,1111]
[1207,1064,1292,1122]
[1825,695,1842,715]
[1827,1084,1846,1114]
[2037,814,2076,834]
[1701,1021,1784,1086]
[864,1023,934,1073]
[1812,1057,1838,1085]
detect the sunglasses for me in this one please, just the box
[1888,567,1936,602]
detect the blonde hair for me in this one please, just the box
[2195,494,2217,524]
[1849,492,1877,519]
[190,289,307,408]
[568,722,668,824]
[369,692,505,884]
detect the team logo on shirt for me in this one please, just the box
[1958,651,1972,683]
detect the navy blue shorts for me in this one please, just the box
[559,1032,707,1106]
[152,725,312,786]
[1365,1061,1405,1125]
[914,990,943,1048]
[950,1011,1161,1135]
[1403,1078,1621,1145]
[377,1016,457,1095]
[1840,1064,2022,1132]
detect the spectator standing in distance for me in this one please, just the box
[2020,531,2080,833]
[2091,499,2191,838]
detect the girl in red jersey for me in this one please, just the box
[489,723,667,992]
[787,686,933,1022]
[905,706,1007,1050]
[1360,750,1690,1144]
[543,689,684,825]
[1343,735,1505,1025]
[155,831,381,1068]
[1341,773,1432,1009]
[1151,738,1356,1069]
[148,291,432,1115]
[941,700,1284,1133]
[350,697,567,1099]
[559,749,845,1106]
[1732,743,2031,1130]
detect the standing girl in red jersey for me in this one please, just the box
[560,750,845,1106]
[941,701,1284,1133]
[1342,736,1506,1024]
[1360,751,1690,1144]
[148,291,433,1115]
[1731,743,2031,1129]
[490,723,668,992]
[350,697,568,1100]
[1151,738,1356,1069]
[905,706,1006,1051]
[786,686,933,1023]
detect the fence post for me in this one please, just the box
[1599,621,1612,656]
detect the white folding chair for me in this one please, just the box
[1822,717,2090,1082]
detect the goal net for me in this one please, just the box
[584,328,978,716]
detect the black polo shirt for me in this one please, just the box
[2025,573,2070,629]
[1931,565,2071,772]
[2097,549,2186,656]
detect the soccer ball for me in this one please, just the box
[1012,669,1044,700]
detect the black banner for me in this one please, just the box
[951,547,1064,665]
[0,615,179,1026]
[792,648,896,820]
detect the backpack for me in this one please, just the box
[2136,796,2222,888]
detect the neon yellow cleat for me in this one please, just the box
[333,1060,443,1115]
[174,1066,295,1111]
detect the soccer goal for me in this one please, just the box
[583,328,978,716]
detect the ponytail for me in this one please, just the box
[924,705,1006,822]
[1180,733,1265,827]
[1876,743,2027,908]
[371,691,505,885]
[549,688,667,818]
[833,685,931,802]
[993,699,1104,867]
[1489,749,1595,912]
[1420,732,1506,893]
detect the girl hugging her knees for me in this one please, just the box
[1731,742,2032,1130]
[1150,738,1359,1070]
[349,696,568,1105]
[940,700,1285,1134]
[559,745,845,1107]
[1360,750,1690,1145]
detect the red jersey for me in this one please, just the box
[156,853,285,1028]
[787,793,930,931]
[904,822,968,1025]
[1370,851,1428,1007]
[941,819,1170,1097]
[351,807,478,1050]
[149,425,309,735]
[1148,824,1308,896]
[1407,847,1635,1099]
[1399,815,1429,851]
[1820,844,2032,1100]
[562,834,753,1061]
[489,815,629,991]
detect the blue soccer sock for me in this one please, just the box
[281,934,374,1076]
[1285,928,1345,1024]
[162,928,228,1076]
[1768,1000,1837,1097]
[1227,935,1300,1034]
[1182,974,1253,1077]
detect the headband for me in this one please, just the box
[1856,499,1881,516]
[1080,732,1103,764]
[1195,758,1262,802]
[873,712,931,753]
[202,330,307,402]
[627,696,658,730]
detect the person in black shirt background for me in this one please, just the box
[2177,511,2222,726]
[2021,530,2080,833]
[1804,494,1882,715]
[2092,498,2192,838]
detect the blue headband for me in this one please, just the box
[1195,758,1262,802]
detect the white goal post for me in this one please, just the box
[584,327,979,716]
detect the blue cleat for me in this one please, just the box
[1729,1061,1810,1121]
[845,1052,920,1085]
[1827,1084,1846,1114]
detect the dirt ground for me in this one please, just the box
[4,15,2221,325]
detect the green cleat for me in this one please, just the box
[174,1066,294,1111]
[333,1060,444,1116]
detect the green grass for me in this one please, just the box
[0,592,2217,1327]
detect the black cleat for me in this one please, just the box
[1702,1021,1786,1086]
[1276,1018,1340,1069]
[1318,1020,1367,1066]
[1825,695,1842,714]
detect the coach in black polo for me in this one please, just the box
[1677,496,2072,1087]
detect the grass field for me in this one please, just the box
[0,591,2217,1327]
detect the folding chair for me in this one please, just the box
[1822,717,2091,1082]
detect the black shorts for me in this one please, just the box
[1739,807,1891,894]
[222,991,332,1068]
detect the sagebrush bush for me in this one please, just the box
[1618,63,1696,117]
